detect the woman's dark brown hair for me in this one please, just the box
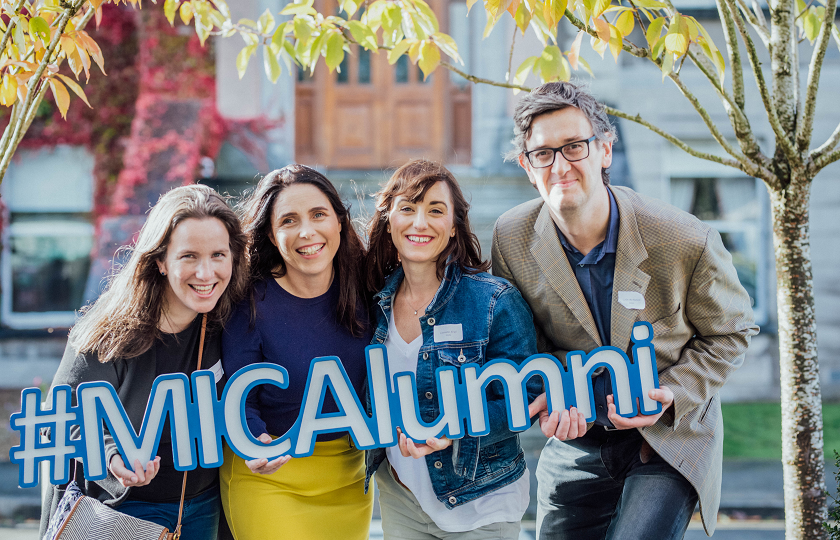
[365,159,489,294]
[69,184,249,362]
[239,164,367,337]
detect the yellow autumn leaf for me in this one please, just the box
[56,73,92,108]
[418,40,440,80]
[49,78,70,119]
[0,73,17,106]
[614,10,634,38]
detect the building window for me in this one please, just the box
[1,146,95,329]
[670,176,768,324]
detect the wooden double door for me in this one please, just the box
[295,5,471,168]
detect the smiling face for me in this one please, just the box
[519,106,613,218]
[388,181,456,267]
[157,217,232,331]
[269,182,342,292]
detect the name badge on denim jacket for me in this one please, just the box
[434,324,463,342]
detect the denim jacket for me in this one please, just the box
[364,263,540,509]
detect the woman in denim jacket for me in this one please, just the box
[363,160,541,539]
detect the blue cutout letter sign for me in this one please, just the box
[9,321,661,488]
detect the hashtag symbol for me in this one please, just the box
[9,385,80,488]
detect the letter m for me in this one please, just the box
[77,375,194,480]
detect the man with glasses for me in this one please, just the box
[491,81,758,539]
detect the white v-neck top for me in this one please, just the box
[382,311,530,532]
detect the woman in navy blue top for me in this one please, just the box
[219,165,373,540]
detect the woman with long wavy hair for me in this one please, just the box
[219,164,373,540]
[40,184,249,540]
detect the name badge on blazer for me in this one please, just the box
[434,324,463,342]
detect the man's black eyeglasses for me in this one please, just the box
[524,135,598,168]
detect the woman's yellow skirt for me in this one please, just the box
[220,435,373,540]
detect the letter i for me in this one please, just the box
[631,322,662,415]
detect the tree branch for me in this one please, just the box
[795,0,838,153]
[716,0,746,109]
[440,60,532,90]
[664,71,753,164]
[735,0,771,45]
[605,104,778,184]
[724,0,801,166]
[564,8,650,58]
[506,25,516,84]
[687,47,766,163]
[810,121,840,164]
[814,144,840,170]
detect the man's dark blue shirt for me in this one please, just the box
[554,187,619,427]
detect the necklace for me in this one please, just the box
[402,282,437,316]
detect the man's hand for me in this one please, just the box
[528,393,588,441]
[606,386,674,429]
[397,428,452,458]
[109,455,160,488]
[245,433,292,474]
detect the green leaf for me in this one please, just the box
[341,0,360,17]
[413,0,440,33]
[325,32,345,71]
[514,56,538,91]
[538,45,563,81]
[164,0,180,24]
[804,8,822,43]
[577,55,595,77]
[263,44,282,82]
[631,0,666,8]
[514,0,531,34]
[310,30,329,62]
[28,16,49,42]
[433,32,461,63]
[13,19,24,54]
[645,17,666,50]
[363,0,388,31]
[660,51,674,79]
[347,20,378,50]
[281,1,317,16]
[382,4,402,33]
[651,35,666,58]
[418,40,440,79]
[694,18,725,82]
[664,14,689,55]
[236,44,257,78]
[258,8,276,34]
[388,39,412,64]
[294,17,313,43]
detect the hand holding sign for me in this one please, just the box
[528,394,588,441]
[396,427,452,458]
[245,433,292,474]
[109,455,160,488]
[606,386,674,429]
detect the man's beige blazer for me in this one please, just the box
[491,185,759,536]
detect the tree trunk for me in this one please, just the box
[769,178,828,540]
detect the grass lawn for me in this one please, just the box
[722,402,840,460]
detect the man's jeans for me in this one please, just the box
[536,428,698,540]
[117,486,220,540]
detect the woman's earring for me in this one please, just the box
[160,270,166,276]
[387,225,391,233]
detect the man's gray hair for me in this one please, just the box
[506,81,616,184]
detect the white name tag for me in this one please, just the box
[434,324,463,343]
[618,291,645,310]
[209,359,224,383]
